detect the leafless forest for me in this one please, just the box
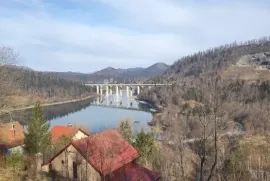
[139,37,270,181]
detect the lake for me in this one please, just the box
[49,91,153,133]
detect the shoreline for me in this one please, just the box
[0,94,96,114]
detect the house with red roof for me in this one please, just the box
[0,121,25,155]
[41,129,160,181]
[50,125,89,144]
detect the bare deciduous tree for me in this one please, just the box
[0,46,21,110]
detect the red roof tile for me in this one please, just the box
[50,125,79,144]
[0,121,24,148]
[72,129,139,176]
[106,162,161,181]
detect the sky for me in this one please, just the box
[0,0,270,73]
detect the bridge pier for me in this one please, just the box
[96,85,99,95]
[100,86,103,96]
[85,83,172,97]
[127,97,130,108]
[106,86,109,97]
[130,87,133,97]
[137,86,140,95]
[119,87,122,96]
[116,86,119,97]
[126,86,130,97]
[96,96,100,105]
[109,86,113,95]
[116,95,119,106]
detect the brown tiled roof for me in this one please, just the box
[0,121,25,148]
[50,125,89,144]
[43,129,139,176]
[72,129,139,176]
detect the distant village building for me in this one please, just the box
[42,129,160,181]
[0,121,25,155]
[50,125,89,144]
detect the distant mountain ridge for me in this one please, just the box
[47,62,169,83]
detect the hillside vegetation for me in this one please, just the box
[139,37,270,181]
[0,63,93,110]
[166,37,270,78]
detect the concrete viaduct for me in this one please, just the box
[85,83,172,97]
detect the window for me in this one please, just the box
[49,163,52,172]
[73,162,78,179]
[61,160,65,176]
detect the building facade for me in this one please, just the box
[42,129,160,181]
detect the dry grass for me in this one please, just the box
[0,94,95,114]
[238,135,270,170]
[3,95,38,108]
[0,167,27,181]
[158,143,199,181]
[222,65,270,81]
[0,166,62,181]
[150,122,163,133]
[184,100,203,108]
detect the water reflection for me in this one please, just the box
[0,97,94,125]
[48,90,153,133]
[92,90,153,112]
[1,91,154,133]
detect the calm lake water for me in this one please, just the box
[49,91,153,133]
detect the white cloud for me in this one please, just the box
[93,0,193,28]
[0,0,269,72]
[0,12,189,72]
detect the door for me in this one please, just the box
[73,162,78,180]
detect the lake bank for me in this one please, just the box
[1,91,155,134]
[0,95,96,124]
[0,94,96,114]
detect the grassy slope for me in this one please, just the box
[0,94,95,114]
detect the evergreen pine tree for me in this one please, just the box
[134,129,157,164]
[24,101,51,155]
[119,120,133,144]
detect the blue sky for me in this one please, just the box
[0,0,269,73]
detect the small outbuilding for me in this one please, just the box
[0,121,25,155]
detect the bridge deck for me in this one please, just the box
[86,83,172,86]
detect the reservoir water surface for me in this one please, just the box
[49,91,153,133]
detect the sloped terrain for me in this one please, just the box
[47,63,169,83]
[139,38,270,180]
[165,38,270,79]
[0,65,93,110]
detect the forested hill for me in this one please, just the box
[44,71,89,83]
[47,62,169,83]
[139,37,270,133]
[0,65,93,109]
[138,37,270,180]
[165,37,270,79]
